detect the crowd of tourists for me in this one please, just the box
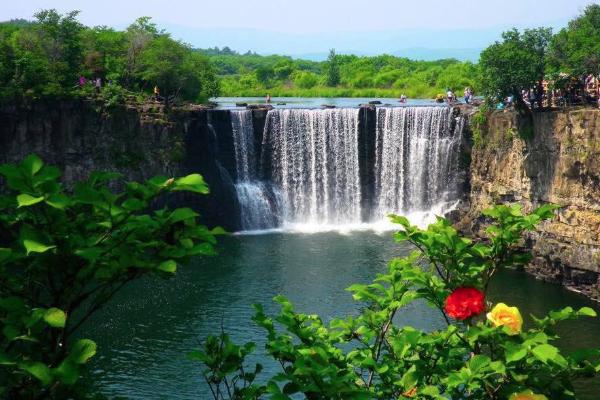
[497,73,600,110]
[78,76,104,93]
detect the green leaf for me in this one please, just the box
[532,344,559,364]
[578,307,597,317]
[68,339,97,364]
[22,154,43,176]
[19,361,53,385]
[23,239,56,255]
[169,208,199,223]
[122,198,145,211]
[173,174,209,194]
[43,308,67,328]
[17,194,44,207]
[505,343,528,363]
[157,260,177,273]
[468,354,491,372]
[45,194,71,210]
[54,359,80,385]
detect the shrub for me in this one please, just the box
[192,204,600,399]
[0,155,222,398]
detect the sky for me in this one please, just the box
[2,0,598,60]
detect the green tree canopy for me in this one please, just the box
[326,48,341,87]
[479,28,552,107]
[548,4,600,76]
[0,11,220,104]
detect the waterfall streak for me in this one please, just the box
[373,107,462,220]
[261,108,362,225]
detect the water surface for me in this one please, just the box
[83,232,600,399]
[214,97,445,109]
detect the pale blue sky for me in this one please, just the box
[2,0,598,59]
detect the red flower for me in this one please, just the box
[444,287,485,320]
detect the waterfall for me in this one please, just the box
[231,110,279,231]
[261,108,362,226]
[373,107,462,220]
[231,109,255,182]
[230,106,463,232]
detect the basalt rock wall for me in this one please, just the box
[0,100,241,231]
[459,108,600,299]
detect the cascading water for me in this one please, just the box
[231,106,464,232]
[230,110,279,231]
[261,108,362,226]
[372,107,463,221]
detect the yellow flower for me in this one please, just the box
[508,390,548,400]
[486,303,523,335]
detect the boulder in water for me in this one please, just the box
[321,104,336,109]
[235,102,248,107]
[369,100,382,105]
[247,104,274,110]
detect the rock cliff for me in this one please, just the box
[0,100,242,231]
[460,107,600,299]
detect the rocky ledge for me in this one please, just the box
[458,107,600,300]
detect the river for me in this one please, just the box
[82,231,600,399]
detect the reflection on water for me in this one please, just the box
[81,232,600,399]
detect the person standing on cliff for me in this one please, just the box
[266,94,271,103]
[94,77,102,94]
[464,87,471,104]
[154,86,160,101]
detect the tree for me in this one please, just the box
[124,16,160,87]
[292,71,319,89]
[548,4,600,76]
[0,155,222,398]
[193,205,600,400]
[325,48,340,87]
[33,10,84,89]
[479,28,552,109]
[184,52,221,102]
[81,26,127,81]
[136,35,191,96]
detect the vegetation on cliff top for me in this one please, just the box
[479,4,600,107]
[2,5,599,104]
[0,11,220,105]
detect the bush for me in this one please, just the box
[192,204,600,399]
[0,155,222,398]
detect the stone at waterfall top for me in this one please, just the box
[214,97,449,109]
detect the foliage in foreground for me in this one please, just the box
[193,204,600,399]
[0,155,222,398]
